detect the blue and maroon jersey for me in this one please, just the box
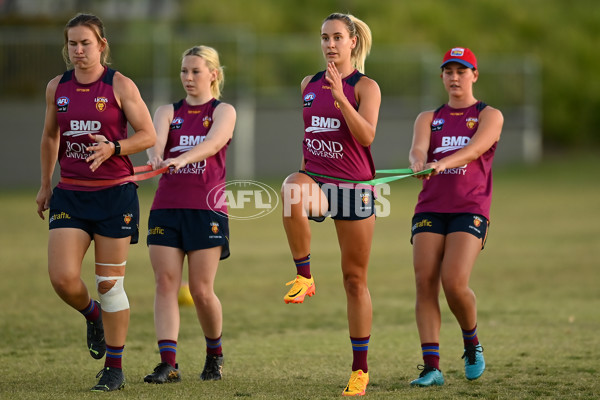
[55,66,134,191]
[151,99,229,213]
[415,101,497,219]
[302,70,375,185]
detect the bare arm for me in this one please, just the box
[113,72,156,154]
[84,72,156,172]
[300,76,313,170]
[163,103,236,171]
[409,110,434,180]
[147,104,174,169]
[36,76,61,219]
[427,106,503,175]
[325,62,381,146]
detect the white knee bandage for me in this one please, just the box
[95,275,130,312]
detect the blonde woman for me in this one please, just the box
[281,13,380,396]
[144,45,236,384]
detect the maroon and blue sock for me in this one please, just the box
[79,299,100,322]
[158,340,177,368]
[104,345,124,369]
[294,254,311,279]
[421,342,440,370]
[462,325,479,347]
[206,335,223,356]
[350,335,370,373]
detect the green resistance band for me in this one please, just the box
[305,168,434,185]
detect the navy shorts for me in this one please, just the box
[411,212,489,249]
[299,171,375,222]
[147,209,230,259]
[48,183,140,244]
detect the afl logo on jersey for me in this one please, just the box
[170,117,184,130]
[57,96,69,113]
[466,117,478,129]
[202,116,212,128]
[431,118,445,132]
[303,92,316,107]
[95,97,108,112]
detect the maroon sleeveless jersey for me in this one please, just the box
[55,67,134,191]
[415,101,497,219]
[302,70,375,184]
[151,99,229,213]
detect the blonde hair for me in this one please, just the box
[182,45,225,100]
[323,13,372,73]
[62,13,110,69]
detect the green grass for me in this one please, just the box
[1,153,599,399]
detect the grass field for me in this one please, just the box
[1,153,599,399]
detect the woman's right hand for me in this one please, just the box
[36,185,52,220]
[147,155,164,170]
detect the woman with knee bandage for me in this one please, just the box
[35,13,156,392]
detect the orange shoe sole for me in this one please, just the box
[284,283,315,304]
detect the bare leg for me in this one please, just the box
[412,232,445,344]
[281,172,327,259]
[187,246,223,339]
[334,216,375,338]
[440,232,482,330]
[47,228,92,311]
[149,245,185,341]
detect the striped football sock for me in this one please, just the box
[206,335,223,356]
[104,345,124,369]
[350,335,370,373]
[421,342,440,370]
[158,340,177,367]
[462,325,480,347]
[79,299,100,322]
[294,254,311,279]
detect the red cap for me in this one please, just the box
[441,47,477,69]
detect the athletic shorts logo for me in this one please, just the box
[57,96,70,112]
[412,218,432,232]
[49,211,71,224]
[123,213,132,225]
[361,192,370,205]
[148,226,165,235]
[473,216,482,227]
[210,221,219,234]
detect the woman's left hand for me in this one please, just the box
[85,134,114,172]
[161,157,186,173]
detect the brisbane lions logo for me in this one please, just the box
[123,213,133,225]
[361,193,370,205]
[95,97,108,112]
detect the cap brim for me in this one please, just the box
[440,59,475,69]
